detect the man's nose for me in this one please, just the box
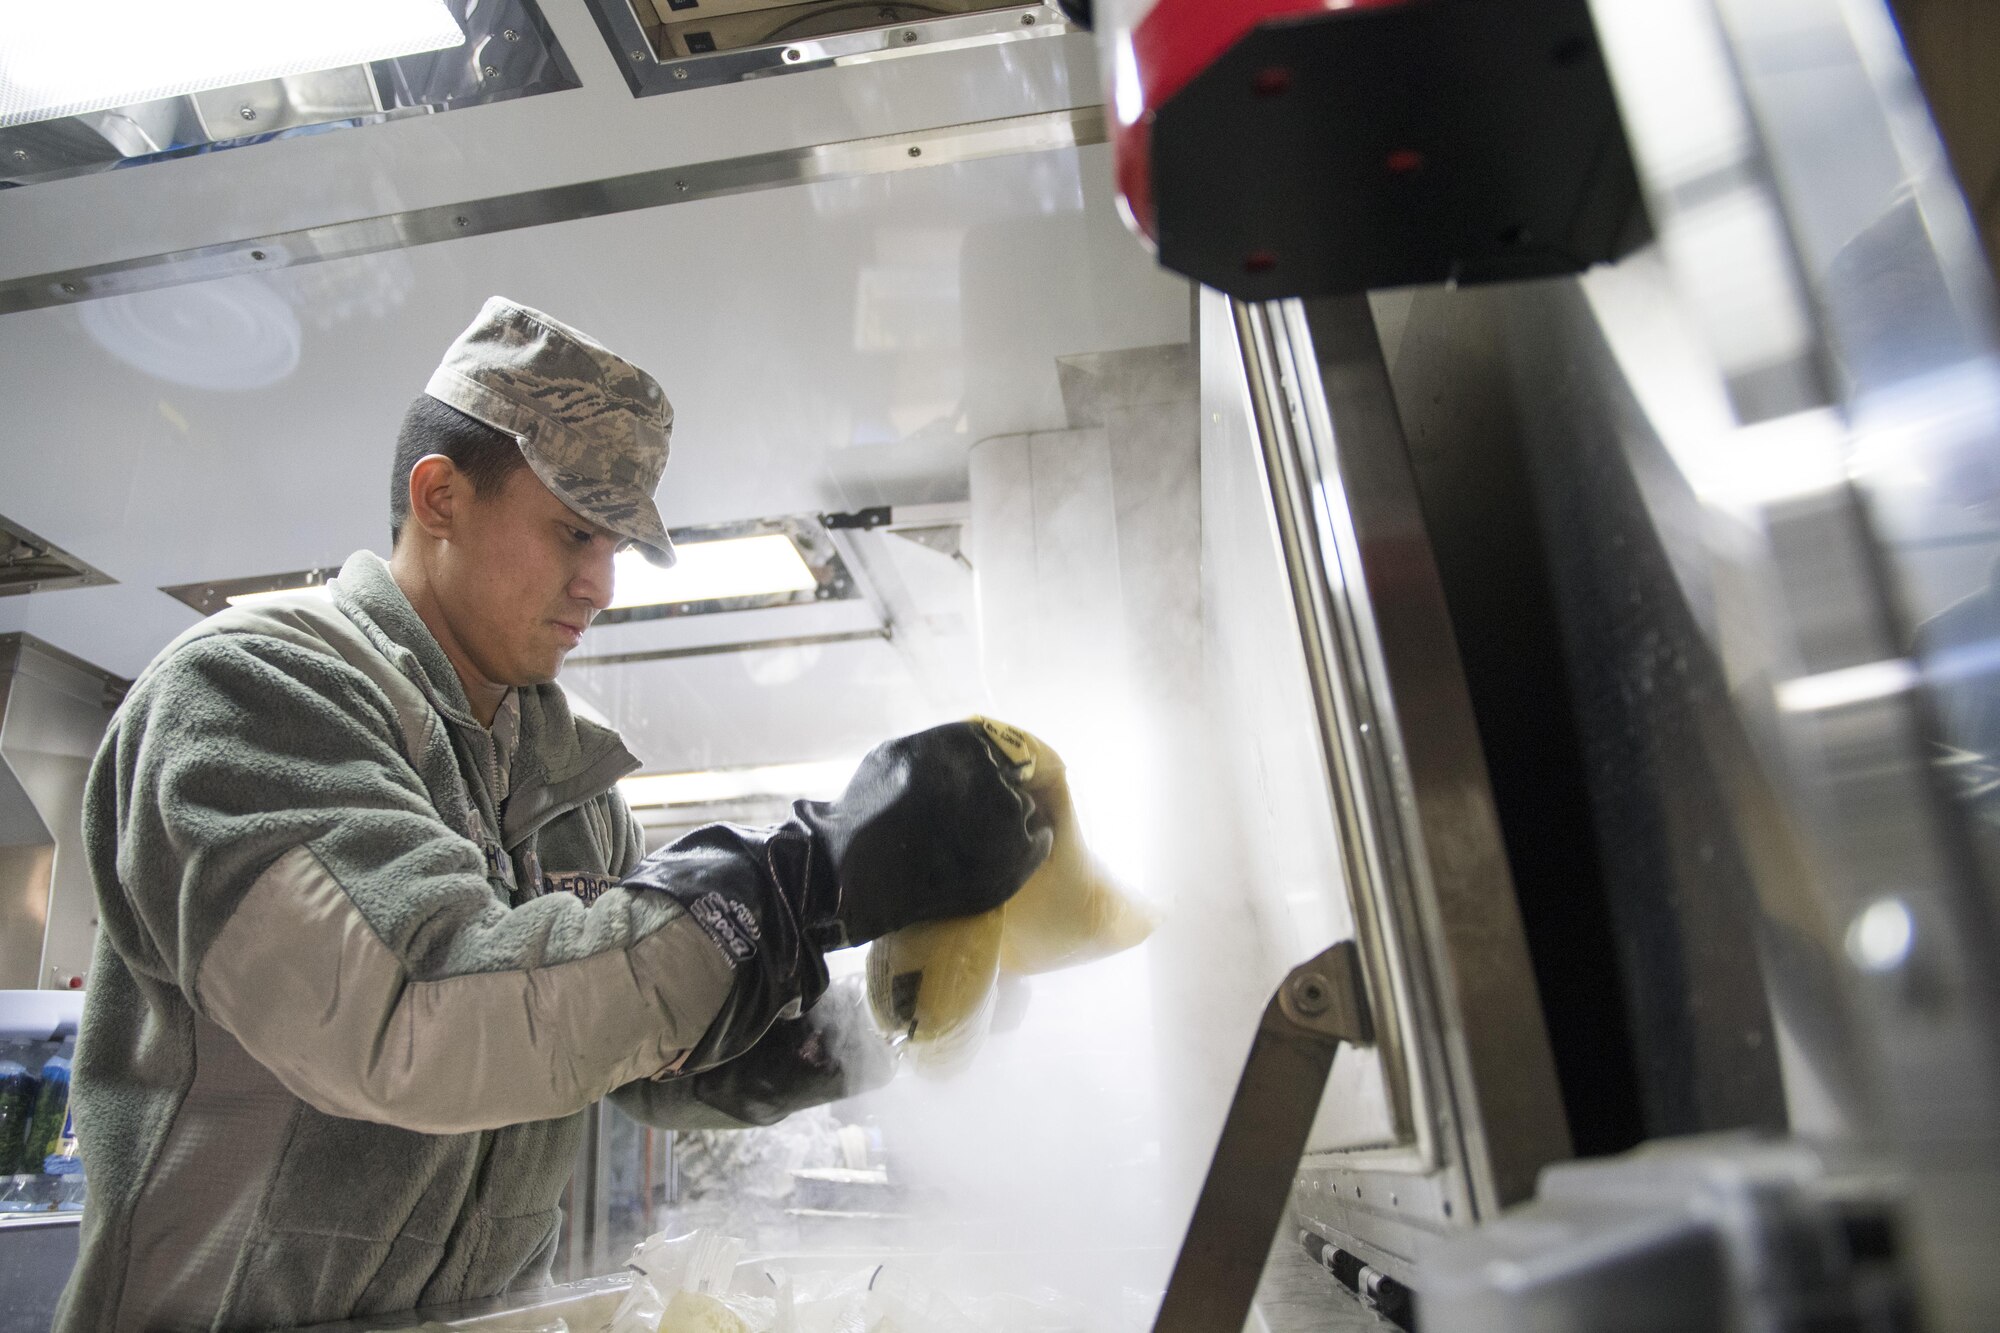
[572,542,616,610]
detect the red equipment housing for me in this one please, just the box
[1111,0,1645,299]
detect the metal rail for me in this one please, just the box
[0,104,1107,316]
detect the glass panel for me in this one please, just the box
[541,162,1403,1323]
[0,97,1391,1329]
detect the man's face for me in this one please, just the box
[429,464,621,687]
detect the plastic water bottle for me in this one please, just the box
[26,1051,69,1171]
[0,1060,37,1175]
[44,1107,84,1212]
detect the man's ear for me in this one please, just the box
[405,455,462,542]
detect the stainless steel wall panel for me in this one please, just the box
[0,845,55,992]
[0,636,123,990]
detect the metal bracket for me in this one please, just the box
[1153,939,1375,1332]
[1277,941,1374,1046]
[823,503,972,566]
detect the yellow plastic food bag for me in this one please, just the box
[865,717,1159,1074]
[864,910,1003,1079]
[657,1290,751,1333]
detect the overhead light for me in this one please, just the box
[610,534,818,611]
[162,567,339,616]
[162,515,854,623]
[227,584,333,609]
[596,516,856,623]
[2,0,465,130]
[1774,658,1918,715]
[619,757,859,809]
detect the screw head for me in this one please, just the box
[1848,896,1915,972]
[249,249,266,261]
[902,29,918,42]
[784,47,802,61]
[675,179,688,192]
[1021,11,1036,22]
[1290,972,1330,1015]
[10,149,26,162]
[239,106,257,121]
[454,215,470,227]
[482,64,498,77]
[502,27,520,41]
[673,66,689,79]
[1252,65,1292,97]
[60,282,78,295]
[907,145,922,157]
[630,48,645,60]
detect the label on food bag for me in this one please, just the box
[889,971,923,1030]
[971,715,1035,778]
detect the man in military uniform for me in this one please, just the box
[57,298,1047,1332]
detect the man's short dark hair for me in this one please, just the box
[390,394,529,545]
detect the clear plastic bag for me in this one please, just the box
[788,1264,1096,1333]
[614,1230,1106,1332]
[610,1231,776,1333]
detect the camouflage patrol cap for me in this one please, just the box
[425,296,676,566]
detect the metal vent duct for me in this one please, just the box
[0,517,113,598]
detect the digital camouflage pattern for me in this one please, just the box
[425,296,677,566]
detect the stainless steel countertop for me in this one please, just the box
[0,1211,80,1232]
[280,1273,633,1332]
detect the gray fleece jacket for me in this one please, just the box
[56,551,739,1333]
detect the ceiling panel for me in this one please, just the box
[0,2,1098,280]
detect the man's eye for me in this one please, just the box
[569,527,594,544]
